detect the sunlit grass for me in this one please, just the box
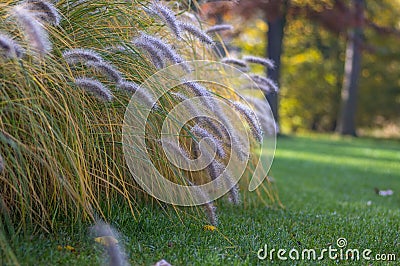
[4,134,399,265]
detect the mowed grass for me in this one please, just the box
[3,134,399,265]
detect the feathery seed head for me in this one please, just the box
[179,22,214,45]
[137,33,190,71]
[243,55,275,69]
[62,48,103,65]
[205,24,233,34]
[150,2,181,38]
[85,61,123,83]
[233,101,263,142]
[0,34,24,59]
[91,221,129,266]
[132,39,165,69]
[11,5,52,56]
[221,57,249,72]
[74,77,113,102]
[191,124,226,159]
[250,74,279,93]
[182,81,212,98]
[117,81,140,93]
[23,0,61,26]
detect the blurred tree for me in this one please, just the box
[200,0,400,134]
[336,0,365,136]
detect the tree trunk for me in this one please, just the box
[336,0,364,136]
[266,11,286,132]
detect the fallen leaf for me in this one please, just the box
[203,225,217,231]
[95,236,118,246]
[65,245,76,252]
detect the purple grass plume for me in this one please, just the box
[91,220,129,266]
[62,48,103,65]
[23,0,61,26]
[118,81,157,109]
[134,33,189,71]
[186,179,218,226]
[150,2,181,38]
[117,80,140,93]
[249,74,279,93]
[74,77,113,102]
[0,33,24,59]
[243,55,275,69]
[131,39,165,69]
[205,24,233,34]
[178,22,214,45]
[11,5,52,56]
[191,124,226,159]
[85,61,123,83]
[232,101,263,142]
[221,57,249,72]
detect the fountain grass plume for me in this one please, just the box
[117,80,140,93]
[191,124,226,159]
[135,33,189,71]
[117,80,157,109]
[23,0,61,26]
[186,180,218,226]
[232,101,263,142]
[157,138,190,162]
[91,220,129,266]
[205,24,233,34]
[62,48,103,65]
[249,74,279,93]
[11,4,52,56]
[74,77,113,102]
[132,84,158,109]
[0,34,24,59]
[221,57,249,72]
[131,39,165,69]
[182,81,212,98]
[178,22,214,45]
[182,81,217,111]
[150,2,181,38]
[243,55,275,69]
[85,61,123,83]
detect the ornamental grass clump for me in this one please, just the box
[0,2,280,257]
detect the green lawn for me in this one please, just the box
[4,134,400,265]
